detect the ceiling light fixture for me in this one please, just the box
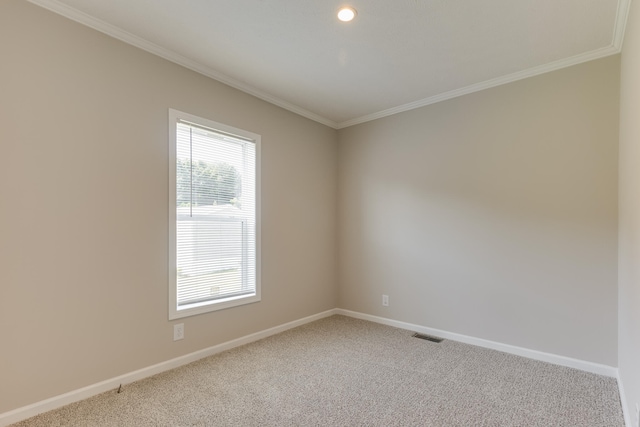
[337,6,357,22]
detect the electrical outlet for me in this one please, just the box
[382,294,389,307]
[173,323,184,341]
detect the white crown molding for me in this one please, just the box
[338,0,631,129]
[336,44,621,129]
[336,309,619,378]
[613,0,633,50]
[25,0,339,129]
[27,0,631,131]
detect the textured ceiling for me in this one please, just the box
[28,0,629,128]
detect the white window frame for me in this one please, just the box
[168,109,261,320]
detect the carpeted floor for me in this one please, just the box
[12,315,624,426]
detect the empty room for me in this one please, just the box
[1,0,639,426]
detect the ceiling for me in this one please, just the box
[28,0,630,129]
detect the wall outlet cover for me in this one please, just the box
[173,323,184,341]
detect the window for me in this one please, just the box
[169,109,260,319]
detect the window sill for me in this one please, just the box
[169,293,260,320]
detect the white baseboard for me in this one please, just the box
[618,372,633,427]
[1,308,621,426]
[335,309,619,378]
[0,309,337,427]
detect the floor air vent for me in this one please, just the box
[412,333,444,343]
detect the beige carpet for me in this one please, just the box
[12,315,624,426]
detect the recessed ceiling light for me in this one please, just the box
[337,7,357,22]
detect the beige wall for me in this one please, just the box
[338,56,620,366]
[0,1,338,413]
[619,0,640,419]
[0,0,628,418]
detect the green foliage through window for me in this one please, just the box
[177,159,242,207]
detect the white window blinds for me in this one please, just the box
[169,110,259,318]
